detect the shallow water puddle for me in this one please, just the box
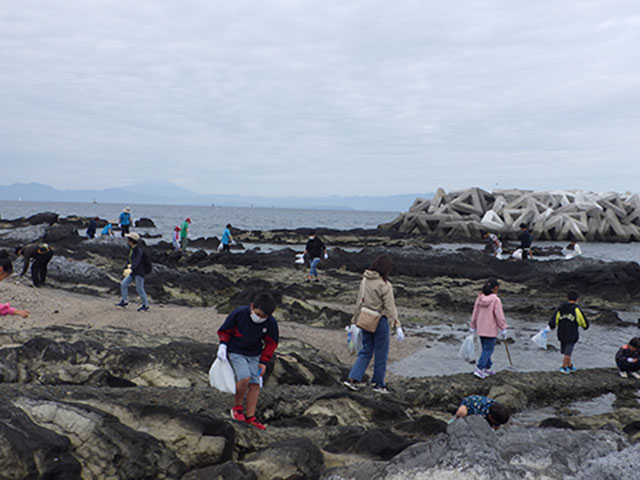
[391,317,635,377]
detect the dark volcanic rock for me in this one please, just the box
[135,217,156,228]
[44,223,82,245]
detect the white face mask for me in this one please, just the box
[250,312,267,324]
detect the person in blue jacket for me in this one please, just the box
[221,224,234,252]
[119,207,132,237]
[116,232,149,312]
[217,293,279,430]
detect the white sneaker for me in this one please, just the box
[619,371,628,378]
[631,372,640,380]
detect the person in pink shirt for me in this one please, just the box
[470,278,507,379]
[0,251,30,319]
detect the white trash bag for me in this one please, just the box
[346,325,363,353]
[209,358,236,394]
[294,253,305,264]
[458,334,476,362]
[531,327,550,349]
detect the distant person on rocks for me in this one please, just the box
[562,239,582,259]
[116,232,150,312]
[0,251,30,318]
[482,231,502,257]
[15,243,54,287]
[101,222,114,237]
[86,218,97,239]
[221,223,234,252]
[615,337,640,379]
[172,226,181,250]
[119,207,132,237]
[344,255,402,395]
[548,290,589,374]
[303,232,326,282]
[180,218,191,250]
[470,278,508,379]
[517,223,533,259]
[454,395,510,430]
[217,293,279,431]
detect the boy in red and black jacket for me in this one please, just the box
[217,293,279,430]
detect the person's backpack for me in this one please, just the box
[141,249,153,274]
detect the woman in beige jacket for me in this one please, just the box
[344,255,399,394]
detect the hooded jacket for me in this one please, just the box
[470,293,508,337]
[548,302,588,344]
[353,270,399,328]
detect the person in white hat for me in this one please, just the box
[116,232,150,311]
[119,207,132,237]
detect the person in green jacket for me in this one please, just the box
[180,218,191,250]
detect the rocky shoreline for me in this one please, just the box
[1,212,639,479]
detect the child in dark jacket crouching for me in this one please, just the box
[615,337,640,379]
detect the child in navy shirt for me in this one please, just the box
[454,395,510,430]
[217,293,279,430]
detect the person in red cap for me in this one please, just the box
[172,226,181,250]
[180,218,191,250]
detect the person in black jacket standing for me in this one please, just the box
[549,290,589,374]
[518,223,533,259]
[303,232,326,282]
[116,232,150,312]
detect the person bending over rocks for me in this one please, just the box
[482,231,502,257]
[15,243,54,287]
[0,251,30,318]
[303,232,326,282]
[548,290,589,374]
[115,232,150,312]
[470,278,508,379]
[454,395,510,430]
[217,293,279,431]
[615,336,640,379]
[344,255,402,395]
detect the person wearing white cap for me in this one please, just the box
[119,207,132,237]
[116,232,150,311]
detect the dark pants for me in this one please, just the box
[32,250,53,287]
[617,359,640,372]
[121,224,130,237]
[222,243,231,252]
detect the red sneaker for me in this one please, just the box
[245,416,266,430]
[230,406,245,422]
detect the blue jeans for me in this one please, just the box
[309,257,321,277]
[120,274,149,307]
[477,336,496,370]
[348,316,390,387]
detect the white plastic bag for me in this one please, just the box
[209,358,236,394]
[396,327,405,341]
[531,327,549,349]
[294,253,305,265]
[346,325,363,353]
[512,249,523,260]
[458,334,475,362]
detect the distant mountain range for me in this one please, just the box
[0,182,432,212]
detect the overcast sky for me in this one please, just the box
[1,1,639,196]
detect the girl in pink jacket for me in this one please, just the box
[0,251,30,319]
[470,278,507,379]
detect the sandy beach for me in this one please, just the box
[0,280,423,380]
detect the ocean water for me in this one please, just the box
[2,201,640,262]
[0,200,397,242]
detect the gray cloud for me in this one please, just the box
[1,0,639,196]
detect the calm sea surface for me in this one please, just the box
[2,200,639,262]
[0,200,397,241]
